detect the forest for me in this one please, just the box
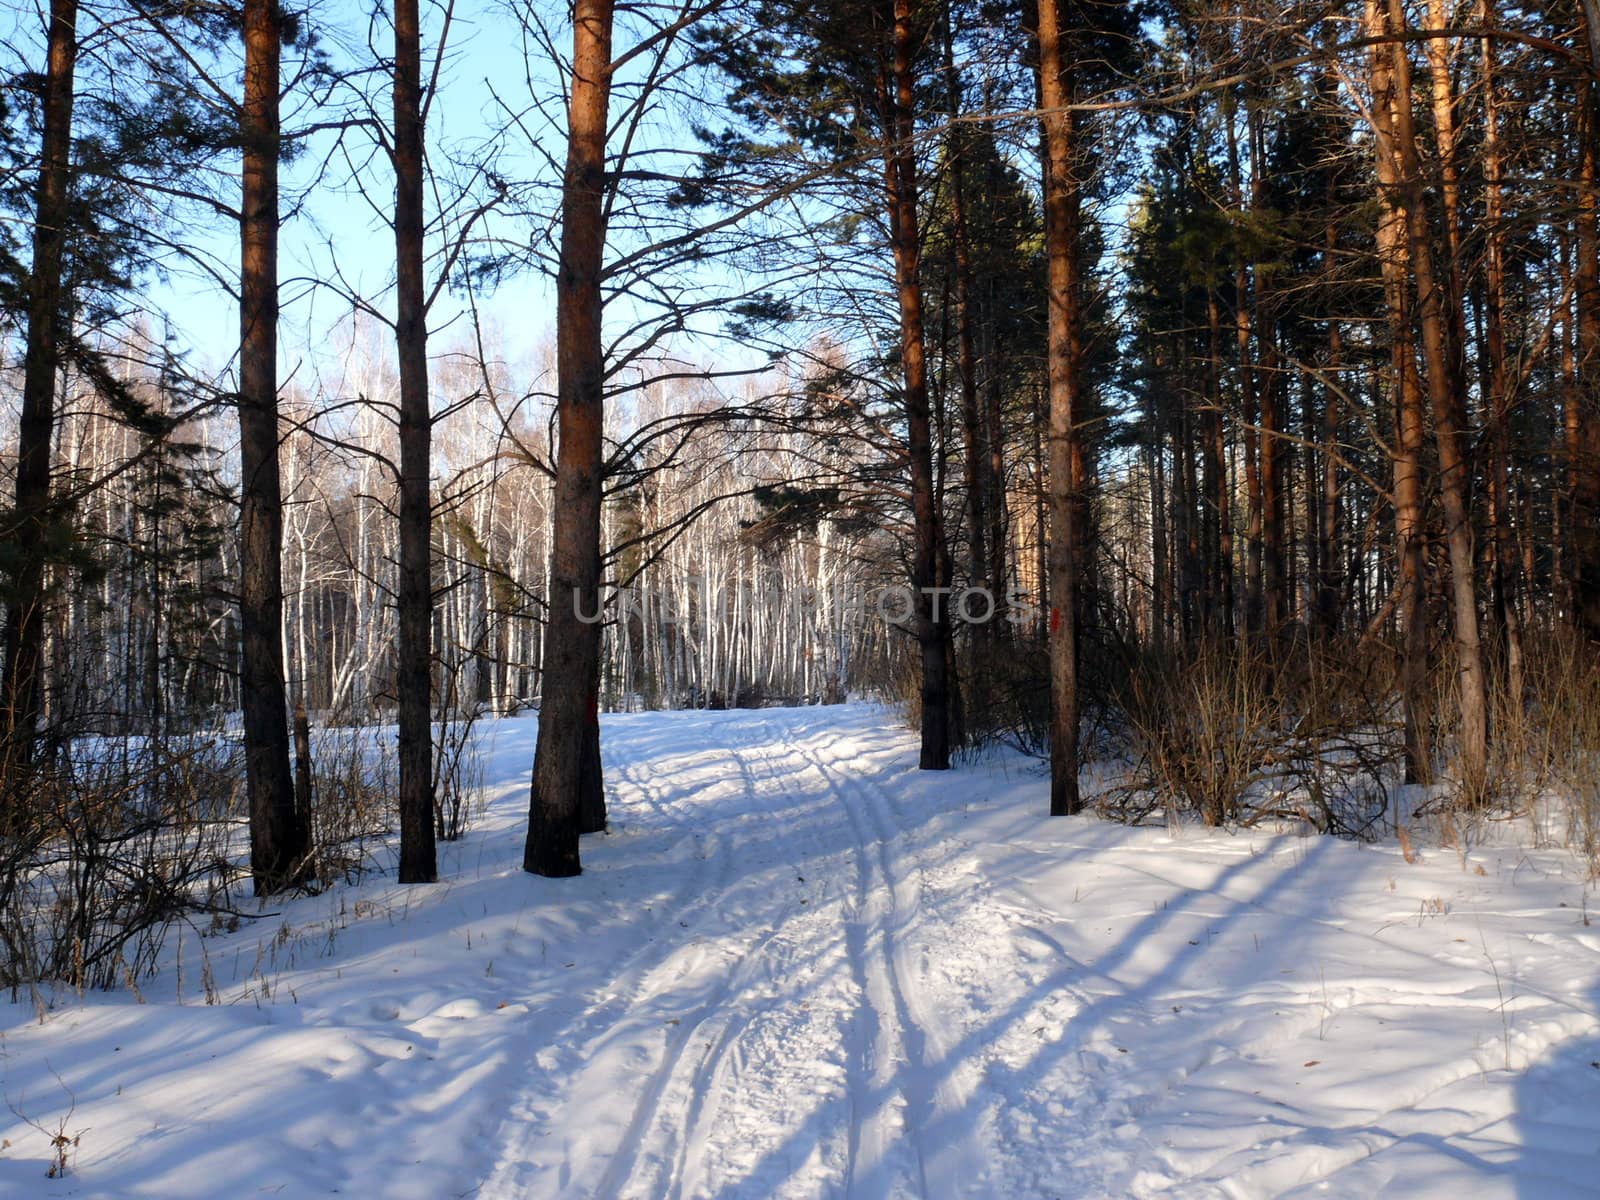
[4,0,1600,1191]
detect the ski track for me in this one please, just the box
[473,709,1600,1200]
[4,703,1599,1200]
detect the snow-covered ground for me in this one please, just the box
[2,704,1598,1198]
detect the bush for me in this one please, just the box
[1102,636,1404,835]
[0,735,241,993]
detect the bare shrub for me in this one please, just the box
[957,632,1051,759]
[302,716,394,887]
[1102,636,1404,834]
[0,735,242,993]
[1105,639,1279,826]
[434,715,478,843]
[1271,638,1404,837]
[1516,630,1600,868]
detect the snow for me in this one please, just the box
[2,704,1598,1197]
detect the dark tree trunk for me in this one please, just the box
[1479,8,1523,699]
[1178,380,1201,641]
[526,0,613,877]
[2,0,78,778]
[942,18,987,605]
[1250,113,1285,635]
[578,684,605,834]
[240,0,309,894]
[1225,105,1263,637]
[1317,184,1343,643]
[882,0,950,770]
[394,0,437,883]
[984,327,1010,619]
[1205,290,1234,636]
[1318,319,1343,642]
[1573,1,1600,641]
[1037,0,1082,815]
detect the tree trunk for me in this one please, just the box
[1318,315,1344,643]
[2,0,78,778]
[1478,5,1523,700]
[1225,102,1264,637]
[1037,0,1082,815]
[394,0,437,882]
[1573,1,1600,641]
[942,21,987,611]
[526,0,613,877]
[1368,0,1430,785]
[985,338,1010,618]
[1384,0,1488,798]
[240,0,309,894]
[1249,111,1285,635]
[882,0,950,770]
[1205,289,1234,636]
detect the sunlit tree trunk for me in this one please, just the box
[881,0,950,769]
[1368,0,1430,785]
[1037,0,1082,814]
[526,0,613,877]
[1383,0,1487,797]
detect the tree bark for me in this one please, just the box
[1478,4,1523,699]
[1037,0,1082,815]
[1205,289,1234,636]
[1384,0,1488,797]
[526,0,613,877]
[2,0,78,777]
[1573,0,1600,641]
[1318,316,1343,642]
[394,0,437,882]
[1224,99,1264,637]
[882,0,950,770]
[943,21,988,605]
[1249,110,1285,635]
[240,0,309,893]
[1368,0,1430,785]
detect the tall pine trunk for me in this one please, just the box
[942,21,987,606]
[1249,111,1285,636]
[1573,1,1600,641]
[240,0,308,893]
[526,0,613,877]
[883,0,950,770]
[1478,5,1523,699]
[1037,0,1082,815]
[1205,290,1234,636]
[394,0,437,882]
[1384,0,1488,797]
[2,0,77,778]
[1368,0,1430,785]
[1225,101,1264,637]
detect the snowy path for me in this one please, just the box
[3,705,1599,1198]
